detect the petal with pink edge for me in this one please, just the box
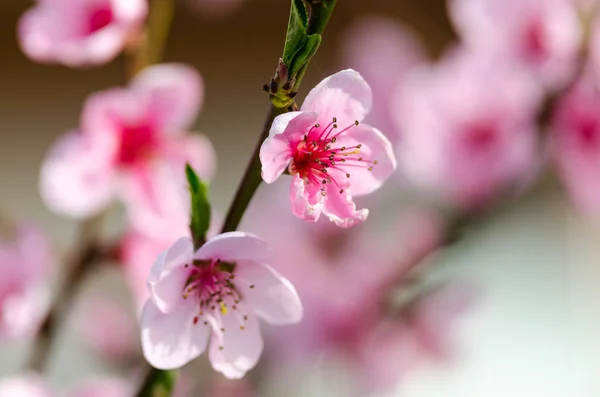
[132,64,203,132]
[196,232,271,263]
[39,132,116,218]
[164,133,216,181]
[301,69,372,125]
[289,175,322,222]
[337,123,397,196]
[208,312,263,379]
[140,299,210,370]
[260,111,318,183]
[322,184,369,228]
[147,237,194,313]
[235,260,302,324]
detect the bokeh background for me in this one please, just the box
[1,0,599,396]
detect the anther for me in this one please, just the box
[373,160,379,164]
[341,146,346,151]
[315,124,320,128]
[240,326,245,330]
[354,120,359,126]
[368,167,374,171]
[193,317,198,325]
[331,137,337,142]
[322,180,327,184]
[329,155,334,161]
[250,284,255,289]
[220,328,225,332]
[339,189,344,194]
[356,144,362,149]
[204,321,208,326]
[244,315,248,320]
[219,346,224,350]
[346,173,351,178]
[321,191,327,196]
[333,117,337,122]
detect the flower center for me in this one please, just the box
[117,124,157,166]
[86,5,115,35]
[182,259,254,342]
[523,16,547,62]
[289,117,378,197]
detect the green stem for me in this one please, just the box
[136,367,177,397]
[221,105,285,233]
[306,0,337,35]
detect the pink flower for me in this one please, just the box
[339,17,426,143]
[40,63,215,218]
[394,50,542,210]
[18,0,147,67]
[0,224,52,341]
[551,75,600,219]
[449,0,582,90]
[140,232,303,378]
[260,69,397,227]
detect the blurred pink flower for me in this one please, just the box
[551,75,600,219]
[243,190,465,392]
[74,297,139,362]
[0,224,52,341]
[18,0,147,67]
[394,50,542,210]
[208,378,254,397]
[0,374,50,397]
[339,17,427,143]
[40,63,215,218]
[140,233,302,378]
[449,0,582,90]
[260,69,397,227]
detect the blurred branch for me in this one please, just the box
[26,214,105,372]
[128,0,175,78]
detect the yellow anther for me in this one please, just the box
[220,301,228,315]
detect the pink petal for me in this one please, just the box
[289,175,322,222]
[131,64,203,132]
[80,88,144,141]
[196,232,271,263]
[208,312,263,379]
[140,299,210,370]
[39,132,116,218]
[163,133,216,181]
[338,123,397,196]
[147,237,194,313]
[260,111,318,184]
[0,374,52,397]
[2,285,50,340]
[322,184,369,228]
[301,69,372,125]
[235,260,302,324]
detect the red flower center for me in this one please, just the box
[117,124,157,166]
[87,6,115,34]
[290,118,378,197]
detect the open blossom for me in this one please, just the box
[0,224,52,341]
[140,232,302,378]
[18,0,147,67]
[40,63,215,218]
[449,0,582,90]
[394,50,542,209]
[551,75,600,219]
[260,69,397,227]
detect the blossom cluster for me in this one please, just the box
[3,0,599,395]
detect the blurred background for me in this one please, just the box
[1,0,600,396]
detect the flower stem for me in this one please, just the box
[220,105,286,233]
[26,214,105,372]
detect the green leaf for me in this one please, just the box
[185,164,211,249]
[136,369,177,397]
[283,0,308,67]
